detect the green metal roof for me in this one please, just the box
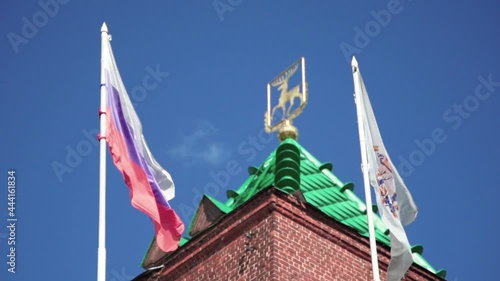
[173,138,445,278]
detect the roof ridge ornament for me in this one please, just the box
[264,57,308,141]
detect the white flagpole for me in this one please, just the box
[351,56,381,281]
[98,22,109,281]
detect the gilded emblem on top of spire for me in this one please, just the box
[265,57,308,137]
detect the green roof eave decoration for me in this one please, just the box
[318,162,333,171]
[435,269,447,278]
[411,244,424,255]
[248,166,259,175]
[340,182,355,192]
[179,138,444,278]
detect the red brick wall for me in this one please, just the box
[273,209,369,280]
[270,196,441,281]
[172,217,274,281]
[137,188,443,281]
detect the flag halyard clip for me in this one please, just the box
[97,133,106,141]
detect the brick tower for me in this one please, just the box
[133,138,446,281]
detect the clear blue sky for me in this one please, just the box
[2,1,499,280]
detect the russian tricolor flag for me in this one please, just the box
[102,34,184,253]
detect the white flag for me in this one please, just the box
[352,57,418,281]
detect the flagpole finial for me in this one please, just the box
[351,56,359,73]
[101,22,108,33]
[351,56,358,67]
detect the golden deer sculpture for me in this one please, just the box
[270,65,303,120]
